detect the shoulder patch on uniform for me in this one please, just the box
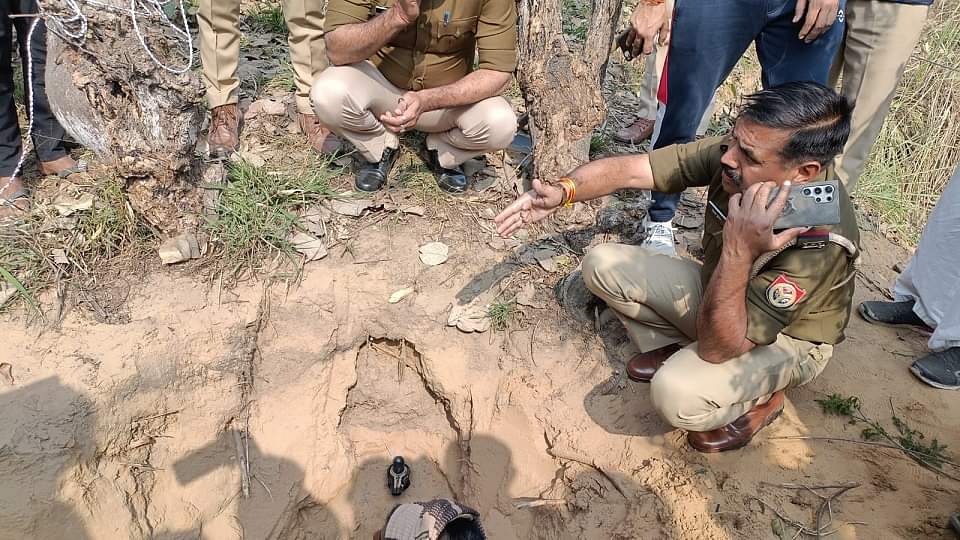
[766,274,806,309]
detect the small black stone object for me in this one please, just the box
[387,456,411,496]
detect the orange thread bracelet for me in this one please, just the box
[558,177,577,208]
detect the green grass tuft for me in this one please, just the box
[203,159,335,277]
[486,301,515,331]
[246,3,287,34]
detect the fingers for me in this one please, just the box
[496,213,525,237]
[739,181,763,210]
[752,181,774,213]
[658,17,671,46]
[767,180,792,216]
[772,226,810,250]
[793,0,807,23]
[808,4,837,41]
[727,192,743,217]
[494,193,532,226]
[798,5,821,41]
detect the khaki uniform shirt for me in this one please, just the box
[649,137,860,346]
[324,0,518,91]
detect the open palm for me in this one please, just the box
[494,179,564,237]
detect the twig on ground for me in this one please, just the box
[545,446,629,499]
[752,483,862,539]
[769,435,960,482]
[233,428,250,498]
[529,320,539,366]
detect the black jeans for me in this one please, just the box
[647,0,847,223]
[0,0,68,177]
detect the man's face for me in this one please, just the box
[719,119,803,195]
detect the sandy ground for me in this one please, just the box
[2,194,959,539]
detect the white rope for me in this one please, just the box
[1,17,40,197]
[47,0,194,74]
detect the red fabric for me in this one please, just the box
[657,53,668,105]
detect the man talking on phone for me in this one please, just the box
[312,0,518,194]
[496,82,860,453]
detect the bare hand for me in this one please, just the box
[723,181,807,259]
[622,2,670,59]
[380,92,423,133]
[392,0,419,26]
[793,0,839,43]
[494,179,564,237]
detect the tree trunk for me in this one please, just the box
[517,0,623,181]
[40,0,205,230]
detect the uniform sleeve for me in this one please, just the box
[475,0,518,72]
[745,245,847,345]
[648,137,726,193]
[325,0,375,33]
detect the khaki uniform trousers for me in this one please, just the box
[581,243,833,432]
[197,0,327,114]
[830,0,928,192]
[310,61,518,168]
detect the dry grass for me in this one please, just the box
[855,2,960,244]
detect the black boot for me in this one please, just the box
[355,147,400,192]
[426,149,469,194]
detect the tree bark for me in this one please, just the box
[517,0,623,181]
[39,0,206,230]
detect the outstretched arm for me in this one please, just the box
[494,153,657,237]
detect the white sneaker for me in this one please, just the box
[641,216,677,257]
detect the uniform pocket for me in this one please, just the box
[433,16,478,53]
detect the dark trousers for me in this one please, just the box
[0,0,68,177]
[647,0,847,223]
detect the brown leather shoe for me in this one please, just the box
[299,113,342,155]
[626,343,682,382]
[208,104,240,158]
[613,117,655,144]
[39,155,81,176]
[687,390,785,453]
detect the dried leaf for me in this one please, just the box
[245,98,286,118]
[52,193,94,216]
[288,232,328,262]
[447,302,490,333]
[159,233,201,265]
[51,249,70,265]
[419,242,449,266]
[0,362,13,385]
[388,287,415,304]
[330,198,377,217]
[231,151,266,168]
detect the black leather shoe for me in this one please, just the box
[427,149,469,194]
[356,147,399,192]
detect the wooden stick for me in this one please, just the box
[233,429,250,498]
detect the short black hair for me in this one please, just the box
[738,81,852,166]
[439,517,486,540]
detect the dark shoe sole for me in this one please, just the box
[688,406,783,454]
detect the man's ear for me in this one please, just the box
[792,160,822,182]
